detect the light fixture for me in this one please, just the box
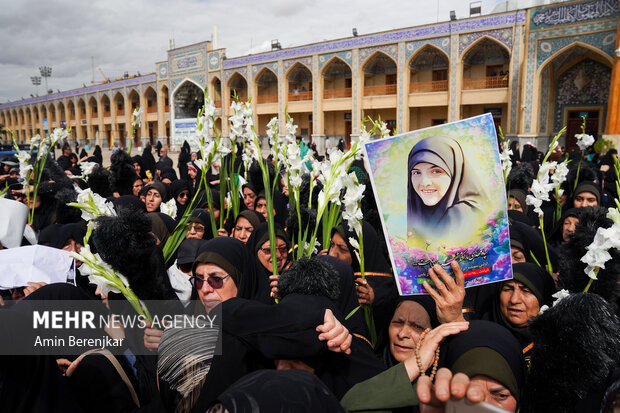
[450,10,456,21]
[352,28,358,37]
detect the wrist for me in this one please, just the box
[404,357,421,382]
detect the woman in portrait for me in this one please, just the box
[407,136,486,235]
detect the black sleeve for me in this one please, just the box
[221,295,332,358]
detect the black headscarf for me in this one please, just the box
[572,181,601,207]
[246,222,291,282]
[148,212,176,246]
[440,320,525,403]
[381,294,439,368]
[509,141,520,164]
[236,209,265,230]
[332,221,397,352]
[315,255,369,339]
[110,195,147,214]
[187,209,214,241]
[483,263,555,348]
[48,223,87,250]
[407,136,484,232]
[141,144,156,177]
[508,188,529,215]
[332,222,391,274]
[193,237,270,303]
[256,190,288,227]
[509,218,559,268]
[170,179,190,217]
[214,369,344,413]
[178,141,191,181]
[131,155,146,179]
[548,207,581,247]
[143,181,168,202]
[93,145,103,165]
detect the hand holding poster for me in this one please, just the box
[363,113,512,295]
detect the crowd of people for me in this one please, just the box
[0,135,619,413]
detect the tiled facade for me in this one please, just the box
[1,0,617,151]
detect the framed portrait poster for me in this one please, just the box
[363,113,512,295]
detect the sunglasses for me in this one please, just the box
[190,274,230,290]
[178,192,190,198]
[259,246,288,256]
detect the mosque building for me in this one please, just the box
[1,0,618,153]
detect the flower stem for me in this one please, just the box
[539,216,553,276]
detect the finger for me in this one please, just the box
[422,280,441,303]
[450,372,470,399]
[451,260,465,289]
[466,381,486,403]
[320,322,344,342]
[340,333,352,354]
[428,267,448,296]
[433,367,453,402]
[416,375,433,403]
[317,309,335,333]
[435,264,457,290]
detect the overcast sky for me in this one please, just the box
[1,0,522,103]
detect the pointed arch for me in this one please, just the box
[321,56,352,76]
[144,86,157,113]
[287,62,313,101]
[361,50,397,73]
[255,67,278,104]
[127,89,140,112]
[227,72,248,100]
[460,35,511,62]
[88,96,99,118]
[173,79,204,119]
[362,51,397,96]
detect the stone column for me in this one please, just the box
[312,134,327,156]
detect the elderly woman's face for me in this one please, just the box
[328,231,352,265]
[233,216,254,244]
[195,263,238,312]
[499,280,539,328]
[145,189,162,212]
[562,216,579,242]
[388,301,431,362]
[257,237,288,272]
[469,375,517,411]
[411,162,451,206]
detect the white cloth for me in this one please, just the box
[167,261,193,307]
[0,198,28,248]
[0,245,74,289]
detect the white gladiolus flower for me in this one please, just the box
[607,208,620,225]
[73,187,117,221]
[575,133,595,151]
[551,161,569,187]
[378,122,390,138]
[539,289,571,314]
[349,237,359,250]
[50,128,68,146]
[30,135,42,149]
[499,147,513,176]
[16,150,32,179]
[132,107,144,128]
[160,199,178,219]
[79,162,97,179]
